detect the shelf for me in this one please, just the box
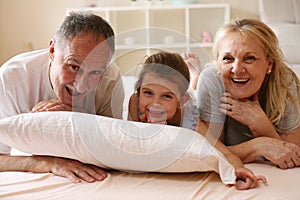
[67,4,230,74]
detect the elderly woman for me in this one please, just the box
[196,18,300,169]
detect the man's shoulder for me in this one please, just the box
[0,49,50,89]
[2,49,48,65]
[103,63,122,80]
[1,49,49,72]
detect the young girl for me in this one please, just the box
[128,51,266,190]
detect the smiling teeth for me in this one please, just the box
[66,85,76,92]
[232,78,249,82]
[150,111,164,114]
[66,85,74,90]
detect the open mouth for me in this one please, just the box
[66,85,81,97]
[149,110,165,117]
[232,78,250,84]
[147,108,167,122]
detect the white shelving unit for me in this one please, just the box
[68,4,230,74]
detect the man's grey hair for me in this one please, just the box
[54,11,115,53]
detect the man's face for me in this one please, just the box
[49,33,112,107]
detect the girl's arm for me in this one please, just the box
[128,93,140,121]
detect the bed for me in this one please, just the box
[0,1,300,196]
[0,73,299,200]
[0,162,299,199]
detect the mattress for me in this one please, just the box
[0,162,298,200]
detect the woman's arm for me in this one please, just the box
[202,116,300,169]
[228,136,300,169]
[280,126,300,146]
[196,120,266,190]
[218,92,300,168]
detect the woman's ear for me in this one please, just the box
[48,39,55,61]
[266,58,274,74]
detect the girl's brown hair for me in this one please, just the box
[135,51,190,97]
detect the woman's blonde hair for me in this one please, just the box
[212,18,300,130]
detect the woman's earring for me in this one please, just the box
[267,69,272,74]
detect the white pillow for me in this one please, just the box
[0,111,236,185]
[121,75,138,120]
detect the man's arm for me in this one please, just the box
[95,64,124,118]
[0,154,107,183]
[31,98,73,112]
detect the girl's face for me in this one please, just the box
[138,73,183,123]
[217,32,273,99]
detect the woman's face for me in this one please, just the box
[217,32,273,99]
[138,73,182,123]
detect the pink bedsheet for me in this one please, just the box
[0,163,298,200]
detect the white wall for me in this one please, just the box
[0,0,259,65]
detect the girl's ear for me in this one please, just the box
[178,93,190,108]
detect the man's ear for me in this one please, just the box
[48,39,55,61]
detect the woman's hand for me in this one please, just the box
[242,137,300,169]
[219,92,280,139]
[219,92,262,125]
[234,167,267,190]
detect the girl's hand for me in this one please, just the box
[139,113,167,124]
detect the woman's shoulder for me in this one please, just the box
[203,63,218,71]
[200,63,219,79]
[198,63,223,86]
